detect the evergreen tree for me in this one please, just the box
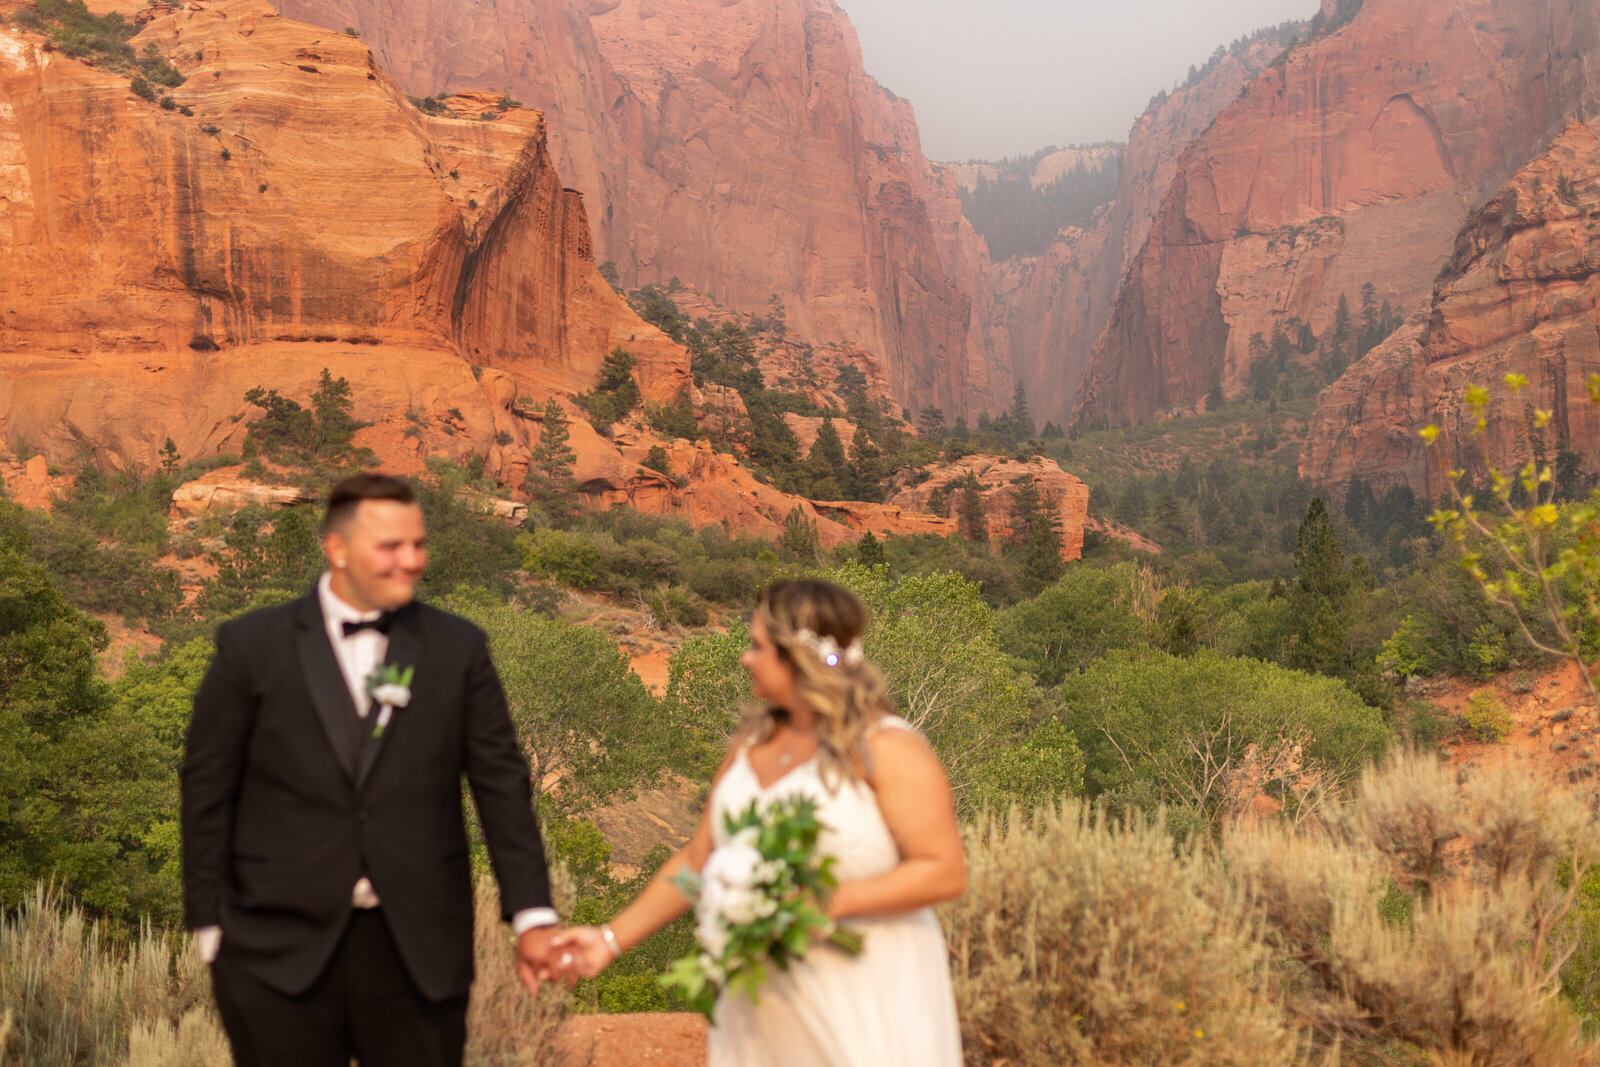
[310,368,358,456]
[1010,382,1035,440]
[950,415,970,442]
[926,484,949,518]
[958,472,988,545]
[845,425,884,502]
[1288,497,1353,677]
[1005,475,1062,587]
[855,530,886,567]
[159,438,181,476]
[917,406,947,442]
[779,505,820,563]
[803,416,849,499]
[527,399,578,523]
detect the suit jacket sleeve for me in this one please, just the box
[181,621,255,929]
[462,629,553,919]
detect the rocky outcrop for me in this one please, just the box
[887,456,1090,560]
[0,0,686,470]
[276,0,1009,419]
[1302,119,1600,497]
[1075,0,1600,427]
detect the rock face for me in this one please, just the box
[276,0,1009,419]
[1302,120,1600,497]
[987,34,1291,428]
[1075,0,1600,427]
[0,0,686,469]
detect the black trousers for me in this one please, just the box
[211,909,468,1067]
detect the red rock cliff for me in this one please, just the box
[1075,0,1600,427]
[0,0,685,468]
[987,33,1290,428]
[275,0,1009,419]
[1301,119,1600,498]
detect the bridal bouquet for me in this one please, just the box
[661,796,863,1018]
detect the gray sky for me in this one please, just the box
[839,0,1316,162]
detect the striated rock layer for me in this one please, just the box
[0,0,686,469]
[1075,0,1600,427]
[276,0,1009,419]
[1302,120,1600,498]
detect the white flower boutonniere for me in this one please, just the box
[366,664,414,738]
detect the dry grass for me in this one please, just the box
[947,751,1600,1066]
[1,868,582,1067]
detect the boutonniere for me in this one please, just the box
[366,664,414,738]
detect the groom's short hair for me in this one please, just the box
[323,474,417,535]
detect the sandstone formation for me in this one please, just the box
[887,456,1090,561]
[1302,119,1600,497]
[0,0,686,471]
[275,0,1009,419]
[1075,0,1600,427]
[986,31,1294,428]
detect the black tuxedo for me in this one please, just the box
[181,590,550,1009]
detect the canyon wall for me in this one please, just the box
[0,0,685,469]
[1075,0,1600,427]
[277,0,1009,418]
[1301,119,1600,498]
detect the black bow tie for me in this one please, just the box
[341,613,396,637]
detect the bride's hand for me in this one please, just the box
[550,926,617,979]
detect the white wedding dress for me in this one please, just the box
[705,716,964,1067]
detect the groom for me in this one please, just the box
[182,473,561,1066]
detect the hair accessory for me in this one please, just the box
[793,627,864,668]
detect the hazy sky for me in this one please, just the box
[839,0,1316,161]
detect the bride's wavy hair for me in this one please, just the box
[744,578,894,785]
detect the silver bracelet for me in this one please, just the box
[600,923,622,959]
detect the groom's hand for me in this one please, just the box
[514,925,565,992]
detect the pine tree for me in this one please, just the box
[856,530,886,567]
[779,505,820,563]
[803,416,849,499]
[527,398,578,523]
[844,425,884,502]
[917,406,947,442]
[1005,474,1062,586]
[1288,497,1353,676]
[310,368,357,457]
[1010,382,1035,440]
[958,472,988,545]
[159,437,181,476]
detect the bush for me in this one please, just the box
[1463,689,1513,742]
[945,804,1298,1065]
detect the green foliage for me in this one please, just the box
[641,445,672,476]
[0,541,185,923]
[526,399,578,523]
[409,473,521,600]
[995,562,1156,686]
[1461,690,1512,743]
[828,563,1071,810]
[778,505,819,564]
[664,622,751,780]
[1062,650,1390,823]
[645,391,698,441]
[449,597,674,819]
[575,348,643,433]
[241,368,362,465]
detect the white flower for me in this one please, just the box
[730,826,760,849]
[755,896,778,918]
[706,842,763,890]
[755,859,786,884]
[371,683,411,708]
[720,886,764,926]
[697,913,729,956]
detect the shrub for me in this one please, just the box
[945,804,1298,1065]
[641,445,671,475]
[1463,689,1513,742]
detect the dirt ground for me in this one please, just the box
[555,1013,707,1067]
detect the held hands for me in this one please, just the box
[550,924,622,980]
[514,924,623,992]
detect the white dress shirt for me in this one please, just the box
[195,574,555,963]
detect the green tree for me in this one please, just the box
[0,527,183,921]
[995,562,1156,686]
[804,417,849,499]
[1288,497,1354,677]
[159,437,181,475]
[310,368,358,455]
[779,505,820,564]
[829,563,1075,809]
[958,473,988,545]
[664,620,751,778]
[855,530,886,568]
[844,425,884,503]
[1063,649,1389,826]
[576,348,643,433]
[917,406,947,442]
[527,399,579,523]
[449,596,672,819]
[1009,381,1035,440]
[1004,474,1063,589]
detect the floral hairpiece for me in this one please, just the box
[792,627,864,668]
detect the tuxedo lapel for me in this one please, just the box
[295,595,360,780]
[357,602,422,790]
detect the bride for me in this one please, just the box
[553,578,965,1065]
